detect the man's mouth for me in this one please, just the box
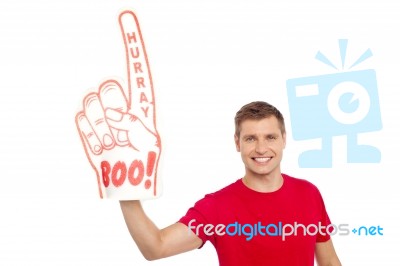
[253,157,271,163]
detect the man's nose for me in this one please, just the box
[255,141,269,154]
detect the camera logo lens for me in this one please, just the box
[327,81,371,125]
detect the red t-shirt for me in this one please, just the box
[179,174,332,266]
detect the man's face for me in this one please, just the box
[234,116,286,179]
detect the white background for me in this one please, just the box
[1,0,399,265]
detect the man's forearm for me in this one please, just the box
[119,200,163,260]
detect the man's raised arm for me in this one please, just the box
[119,201,202,260]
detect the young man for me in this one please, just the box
[120,101,341,265]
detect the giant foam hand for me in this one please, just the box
[75,11,161,199]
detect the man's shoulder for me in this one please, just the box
[188,178,241,211]
[203,178,242,200]
[283,173,320,194]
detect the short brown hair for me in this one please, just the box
[234,101,286,137]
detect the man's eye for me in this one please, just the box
[245,137,254,142]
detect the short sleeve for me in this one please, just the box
[315,189,332,243]
[178,194,217,248]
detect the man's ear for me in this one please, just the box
[283,133,287,149]
[234,134,240,152]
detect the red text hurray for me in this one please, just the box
[120,11,156,131]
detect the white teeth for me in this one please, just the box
[254,157,270,163]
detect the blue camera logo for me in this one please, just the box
[286,39,382,168]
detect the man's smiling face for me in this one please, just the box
[235,116,286,179]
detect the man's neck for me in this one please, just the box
[242,173,284,193]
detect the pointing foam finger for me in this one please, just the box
[119,10,156,132]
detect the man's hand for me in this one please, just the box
[75,10,161,199]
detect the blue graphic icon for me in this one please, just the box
[286,39,382,168]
